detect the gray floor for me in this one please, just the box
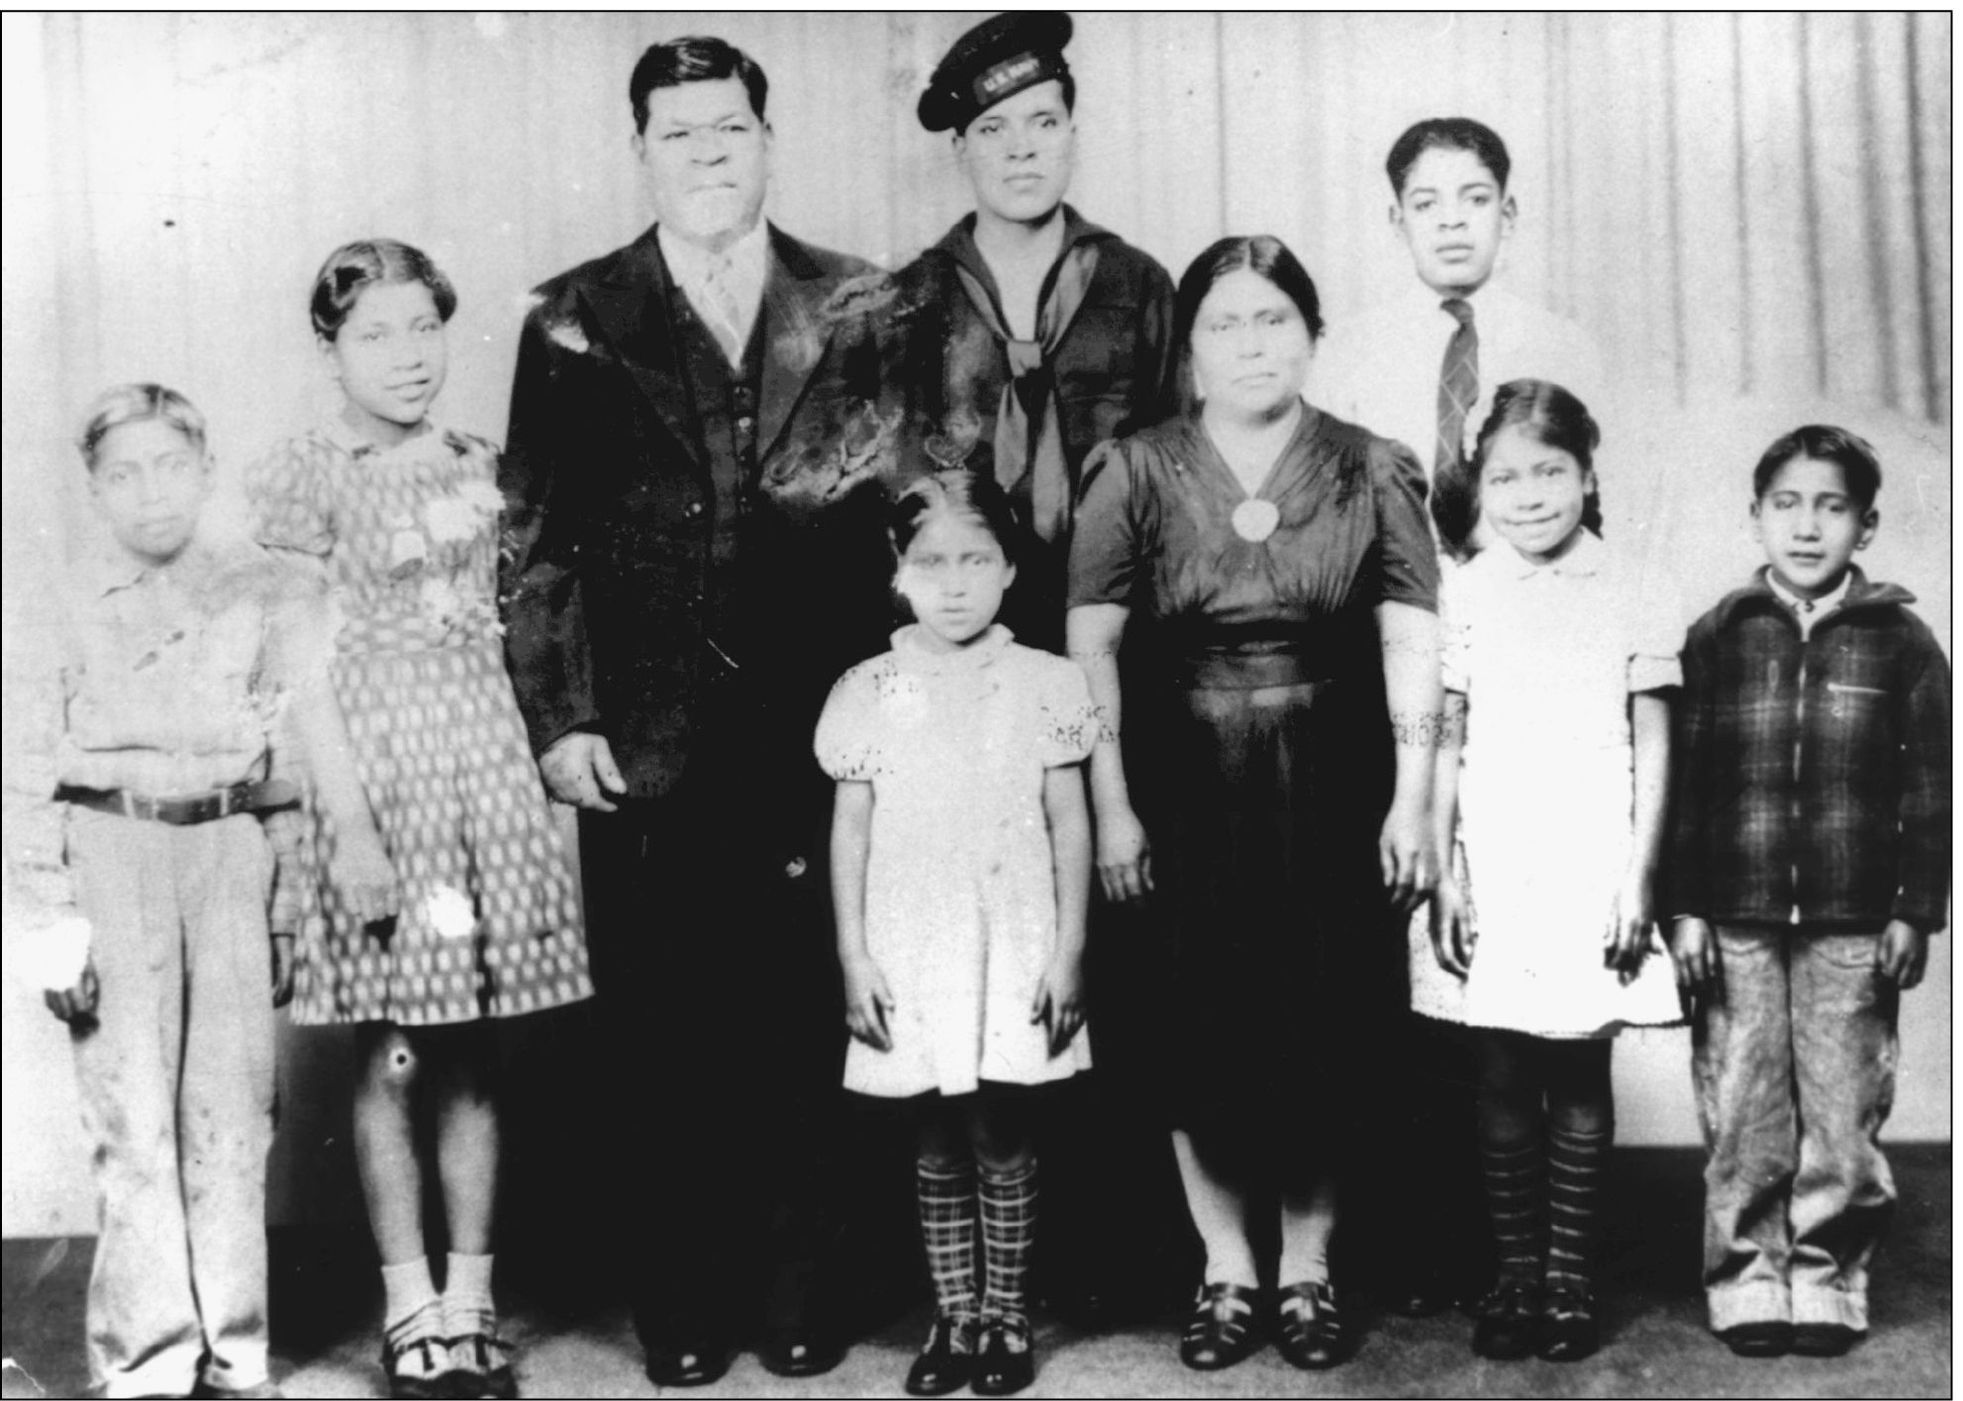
[2,1147,1949,1399]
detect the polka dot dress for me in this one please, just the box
[247,422,591,1026]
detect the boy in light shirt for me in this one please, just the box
[1322,117,1608,554]
[5,384,393,1400]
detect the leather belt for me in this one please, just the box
[56,779,299,826]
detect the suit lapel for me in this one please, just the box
[756,225,837,465]
[578,227,705,471]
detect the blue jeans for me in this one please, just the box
[1691,925,1898,1332]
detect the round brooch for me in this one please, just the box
[1231,498,1280,543]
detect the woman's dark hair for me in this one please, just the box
[1172,237,1324,410]
[309,238,457,341]
[1752,424,1882,512]
[1439,378,1602,556]
[889,466,1026,568]
[630,36,769,134]
[77,383,207,470]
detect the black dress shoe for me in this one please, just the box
[1717,1321,1794,1357]
[970,1318,1035,1397]
[1791,1322,1861,1357]
[1179,1282,1262,1370]
[643,1337,728,1388]
[1470,1279,1540,1360]
[1534,1281,1600,1362]
[904,1314,976,1397]
[759,1326,843,1378]
[1276,1280,1350,1369]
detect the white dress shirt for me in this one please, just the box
[658,219,769,360]
[1319,278,1610,483]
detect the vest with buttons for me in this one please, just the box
[670,280,765,665]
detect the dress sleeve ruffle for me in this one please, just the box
[1625,558,1687,694]
[244,433,339,558]
[1034,655,1100,767]
[1628,645,1685,694]
[815,658,886,781]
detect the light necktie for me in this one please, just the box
[1436,297,1479,477]
[698,256,746,366]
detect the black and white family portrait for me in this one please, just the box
[0,12,1950,1400]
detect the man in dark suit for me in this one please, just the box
[499,35,901,1388]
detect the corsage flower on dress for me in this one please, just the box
[423,477,505,546]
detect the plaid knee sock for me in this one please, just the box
[1545,1125,1609,1291]
[917,1158,980,1326]
[978,1158,1039,1330]
[1481,1139,1545,1285]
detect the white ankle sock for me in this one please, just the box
[444,1252,496,1335]
[381,1256,440,1334]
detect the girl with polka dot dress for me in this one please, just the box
[246,239,590,1401]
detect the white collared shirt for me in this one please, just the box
[1765,566,1854,641]
[1319,278,1610,484]
[658,219,769,356]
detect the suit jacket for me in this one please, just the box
[500,222,901,803]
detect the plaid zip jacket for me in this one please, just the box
[1668,567,1951,932]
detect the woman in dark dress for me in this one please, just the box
[1065,236,1441,1372]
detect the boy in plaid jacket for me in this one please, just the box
[1667,425,1949,1360]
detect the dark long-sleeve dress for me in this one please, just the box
[1067,406,1438,1162]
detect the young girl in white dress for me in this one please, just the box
[1425,380,1681,1365]
[818,468,1097,1399]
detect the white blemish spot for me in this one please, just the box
[426,884,475,940]
[546,319,590,355]
[474,12,508,40]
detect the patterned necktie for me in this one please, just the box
[1436,297,1479,477]
[698,256,746,366]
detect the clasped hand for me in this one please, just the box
[540,732,628,812]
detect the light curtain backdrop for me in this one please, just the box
[2,11,1950,1234]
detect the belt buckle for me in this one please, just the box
[119,790,140,821]
[214,784,238,820]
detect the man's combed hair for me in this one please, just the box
[630,36,769,134]
[1386,117,1512,196]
